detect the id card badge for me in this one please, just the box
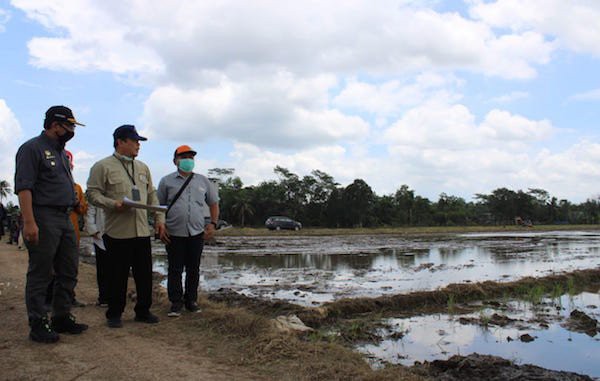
[131,186,141,201]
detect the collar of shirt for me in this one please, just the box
[175,171,194,179]
[113,151,135,162]
[40,131,62,150]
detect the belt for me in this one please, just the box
[34,205,74,214]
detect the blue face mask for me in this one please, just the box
[178,158,195,172]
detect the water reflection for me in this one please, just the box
[357,292,600,378]
[81,231,600,306]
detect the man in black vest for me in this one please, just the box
[14,105,88,343]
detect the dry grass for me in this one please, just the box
[167,298,426,381]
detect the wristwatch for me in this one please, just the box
[209,221,218,228]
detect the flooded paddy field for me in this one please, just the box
[79,229,600,379]
[357,291,600,377]
[126,230,600,306]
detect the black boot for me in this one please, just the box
[29,317,59,343]
[51,314,88,334]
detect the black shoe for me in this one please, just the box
[107,317,123,328]
[167,304,182,317]
[29,317,59,343]
[134,312,159,324]
[51,314,88,334]
[185,302,200,313]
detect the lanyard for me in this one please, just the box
[113,154,136,186]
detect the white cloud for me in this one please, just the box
[13,0,556,80]
[333,73,463,117]
[141,74,369,149]
[13,0,164,75]
[569,88,600,102]
[71,150,98,187]
[384,101,554,151]
[226,134,600,203]
[469,0,600,56]
[489,91,529,104]
[9,0,600,203]
[0,100,23,199]
[479,109,554,141]
[0,8,10,32]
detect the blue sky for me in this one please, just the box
[1,0,600,204]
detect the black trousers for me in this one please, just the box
[166,234,204,308]
[94,242,109,304]
[103,235,153,319]
[25,207,78,322]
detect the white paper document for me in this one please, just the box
[92,235,106,251]
[122,197,168,213]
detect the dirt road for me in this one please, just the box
[0,241,266,381]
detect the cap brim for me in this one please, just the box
[176,150,197,156]
[67,117,85,126]
[136,135,148,141]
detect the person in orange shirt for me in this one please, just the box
[65,150,88,245]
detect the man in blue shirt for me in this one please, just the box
[157,145,219,317]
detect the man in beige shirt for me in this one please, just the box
[86,125,165,328]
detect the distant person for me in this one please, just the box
[86,124,165,328]
[16,209,24,250]
[0,202,6,238]
[157,145,219,317]
[8,208,24,249]
[7,207,20,245]
[85,203,108,307]
[14,105,88,343]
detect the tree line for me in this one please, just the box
[210,166,600,228]
[2,169,599,228]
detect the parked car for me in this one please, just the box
[265,216,302,231]
[203,217,231,230]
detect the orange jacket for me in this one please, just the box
[70,183,88,245]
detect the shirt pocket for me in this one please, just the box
[107,172,128,197]
[137,173,149,187]
[40,156,59,177]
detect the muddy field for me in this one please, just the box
[87,230,600,306]
[79,229,600,379]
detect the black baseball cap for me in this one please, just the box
[45,105,85,126]
[113,125,148,141]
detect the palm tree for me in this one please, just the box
[0,180,11,202]
[231,190,255,227]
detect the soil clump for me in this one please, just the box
[411,353,593,381]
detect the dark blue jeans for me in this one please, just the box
[166,234,204,308]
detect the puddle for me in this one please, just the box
[80,230,600,306]
[356,292,600,378]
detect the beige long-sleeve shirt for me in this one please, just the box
[86,152,164,239]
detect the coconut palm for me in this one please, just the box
[231,190,254,228]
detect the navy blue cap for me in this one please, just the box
[113,125,147,141]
